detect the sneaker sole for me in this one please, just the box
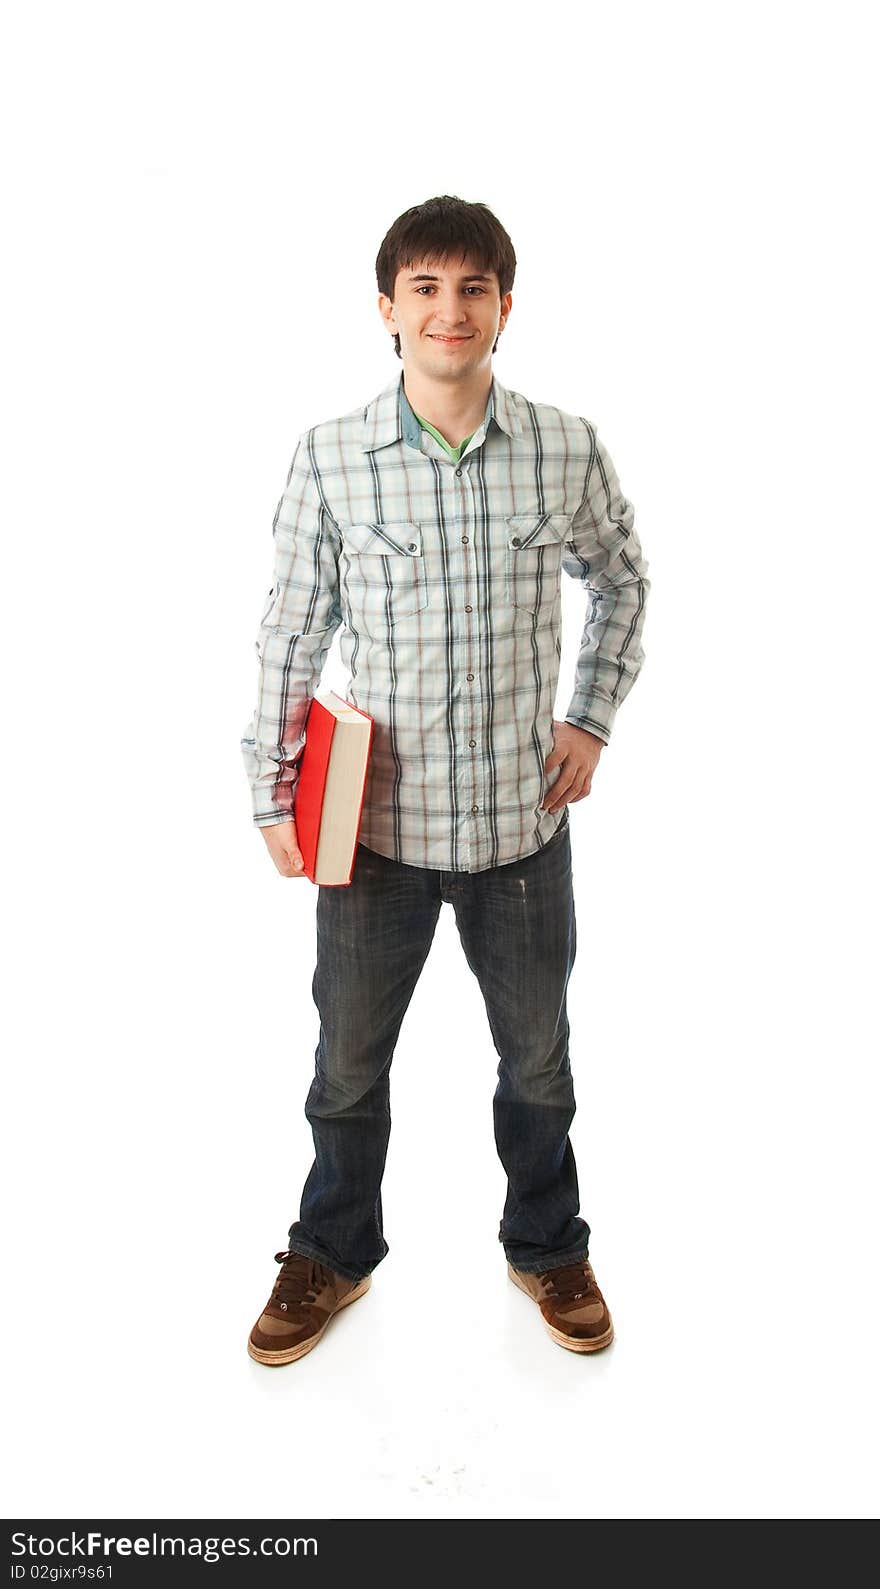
[508,1266,614,1353]
[247,1273,372,1366]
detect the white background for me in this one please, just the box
[3,0,877,1522]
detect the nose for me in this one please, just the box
[431,292,469,329]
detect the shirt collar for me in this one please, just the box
[361,369,523,453]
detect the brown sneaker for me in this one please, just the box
[247,1250,371,1366]
[508,1258,614,1352]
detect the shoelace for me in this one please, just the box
[539,1262,598,1303]
[271,1250,330,1311]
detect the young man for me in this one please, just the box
[240,195,650,1365]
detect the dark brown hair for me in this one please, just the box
[376,194,516,359]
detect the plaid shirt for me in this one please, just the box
[240,370,650,873]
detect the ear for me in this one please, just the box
[377,293,396,331]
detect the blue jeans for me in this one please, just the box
[286,810,591,1281]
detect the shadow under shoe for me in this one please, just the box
[248,1249,371,1366]
[508,1258,614,1353]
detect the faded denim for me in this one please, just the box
[286,810,592,1281]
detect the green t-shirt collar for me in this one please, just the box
[399,377,494,463]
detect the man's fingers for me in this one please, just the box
[543,766,595,809]
[259,820,307,877]
[543,776,575,810]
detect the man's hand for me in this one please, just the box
[260,818,307,878]
[541,720,605,812]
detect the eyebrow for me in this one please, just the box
[407,273,493,283]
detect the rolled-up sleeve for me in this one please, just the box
[562,422,651,743]
[240,430,342,826]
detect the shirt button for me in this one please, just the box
[471,804,479,813]
[455,468,463,477]
[510,536,522,548]
[466,672,474,681]
[465,604,472,612]
[407,541,417,552]
[461,534,469,544]
[469,738,476,747]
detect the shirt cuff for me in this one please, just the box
[251,784,298,827]
[562,706,613,744]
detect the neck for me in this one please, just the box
[401,367,493,446]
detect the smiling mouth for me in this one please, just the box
[429,334,472,343]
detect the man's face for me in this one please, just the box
[380,254,511,380]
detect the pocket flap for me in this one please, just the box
[342,521,422,556]
[505,513,572,550]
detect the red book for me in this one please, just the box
[293,692,374,886]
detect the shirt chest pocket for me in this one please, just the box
[505,513,572,616]
[339,521,428,630]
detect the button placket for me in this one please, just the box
[448,461,485,848]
